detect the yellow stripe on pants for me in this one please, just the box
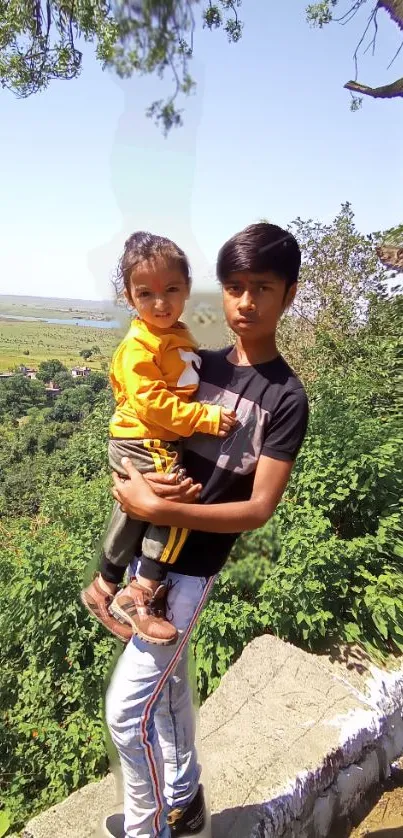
[143,439,187,565]
[168,527,189,564]
[159,526,179,564]
[143,439,168,474]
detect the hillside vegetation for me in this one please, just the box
[0,205,401,836]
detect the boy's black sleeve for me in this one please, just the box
[262,387,309,462]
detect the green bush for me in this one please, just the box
[0,492,118,831]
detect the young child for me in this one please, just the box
[81,231,236,645]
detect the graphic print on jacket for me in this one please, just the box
[109,319,221,440]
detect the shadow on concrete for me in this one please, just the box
[321,642,373,677]
[211,804,267,838]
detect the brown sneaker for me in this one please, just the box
[80,575,133,644]
[110,581,178,645]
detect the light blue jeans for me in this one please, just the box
[105,572,215,838]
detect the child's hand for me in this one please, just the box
[218,407,237,437]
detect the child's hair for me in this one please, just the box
[216,223,301,289]
[115,231,192,302]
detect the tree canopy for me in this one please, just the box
[1,1,402,132]
[36,359,68,383]
[0,0,242,132]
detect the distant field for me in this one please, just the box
[0,320,124,372]
[0,294,117,321]
[0,293,229,372]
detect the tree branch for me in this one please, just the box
[363,7,378,55]
[352,6,377,79]
[387,38,403,67]
[335,1,367,25]
[344,76,403,97]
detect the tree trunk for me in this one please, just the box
[378,0,403,30]
[376,246,403,271]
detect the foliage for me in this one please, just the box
[0,810,10,838]
[36,359,67,382]
[0,498,116,830]
[0,395,113,830]
[0,0,243,132]
[0,391,111,518]
[0,375,47,421]
[278,202,389,383]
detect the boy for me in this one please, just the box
[105,222,309,838]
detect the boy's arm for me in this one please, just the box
[113,455,294,533]
[121,342,222,437]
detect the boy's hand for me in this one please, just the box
[143,472,202,503]
[218,407,237,437]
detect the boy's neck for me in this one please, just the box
[228,336,279,366]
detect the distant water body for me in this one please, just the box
[1,314,121,329]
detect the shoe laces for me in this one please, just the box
[167,807,182,826]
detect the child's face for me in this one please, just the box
[221,271,296,342]
[126,262,190,330]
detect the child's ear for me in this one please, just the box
[124,288,134,308]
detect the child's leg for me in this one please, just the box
[135,523,189,594]
[110,524,190,645]
[82,439,179,638]
[101,438,180,580]
[108,444,189,645]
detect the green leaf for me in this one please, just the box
[0,810,11,838]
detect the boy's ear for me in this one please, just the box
[283,283,297,311]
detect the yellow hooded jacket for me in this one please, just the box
[109,319,222,440]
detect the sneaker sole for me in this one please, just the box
[102,813,125,838]
[110,601,178,646]
[80,591,132,644]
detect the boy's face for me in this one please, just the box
[126,262,189,330]
[221,271,296,341]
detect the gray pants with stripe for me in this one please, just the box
[103,438,188,578]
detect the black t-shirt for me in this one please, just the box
[173,348,309,578]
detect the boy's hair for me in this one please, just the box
[115,231,191,301]
[217,223,301,289]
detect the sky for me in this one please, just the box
[0,0,402,301]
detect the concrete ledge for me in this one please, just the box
[22,635,403,838]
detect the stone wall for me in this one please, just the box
[22,635,403,838]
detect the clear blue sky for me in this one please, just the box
[0,0,402,300]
